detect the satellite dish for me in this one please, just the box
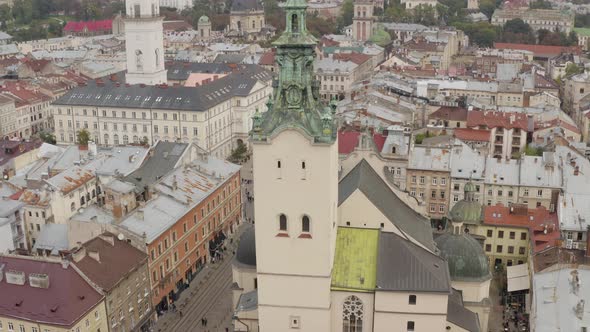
[117,233,125,241]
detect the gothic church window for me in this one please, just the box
[343,295,363,332]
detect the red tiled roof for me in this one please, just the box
[535,119,581,135]
[339,131,360,154]
[429,106,468,122]
[0,256,103,328]
[64,19,113,32]
[373,133,386,151]
[454,128,491,142]
[332,52,371,65]
[338,130,386,154]
[494,43,582,57]
[467,110,530,130]
[258,50,275,66]
[22,58,52,73]
[163,20,193,32]
[483,204,559,254]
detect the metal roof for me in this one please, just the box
[338,159,435,250]
[331,227,379,292]
[377,231,451,293]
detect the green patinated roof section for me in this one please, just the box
[331,227,379,292]
[250,0,337,143]
[574,28,590,36]
[323,46,364,54]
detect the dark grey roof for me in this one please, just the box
[236,289,258,312]
[214,54,247,64]
[123,141,187,193]
[376,231,451,293]
[54,66,272,111]
[166,62,236,81]
[447,289,481,332]
[231,0,263,12]
[235,226,256,267]
[338,159,435,250]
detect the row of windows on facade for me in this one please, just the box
[410,189,447,200]
[150,196,237,263]
[486,229,528,240]
[340,295,419,332]
[278,214,311,233]
[57,106,231,121]
[150,186,239,268]
[110,296,150,329]
[59,116,228,134]
[0,310,102,332]
[485,243,527,255]
[69,188,99,211]
[318,75,349,82]
[410,176,447,186]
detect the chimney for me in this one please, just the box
[99,234,115,246]
[61,259,70,269]
[574,166,579,176]
[172,175,178,190]
[136,209,144,220]
[72,247,87,262]
[88,140,97,156]
[88,251,100,262]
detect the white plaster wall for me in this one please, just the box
[374,291,448,331]
[252,129,339,331]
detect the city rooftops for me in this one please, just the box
[0,255,103,328]
[44,165,95,195]
[408,145,451,172]
[74,233,148,292]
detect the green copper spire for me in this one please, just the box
[250,0,336,143]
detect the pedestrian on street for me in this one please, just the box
[201,318,205,326]
[179,311,183,318]
[204,318,208,326]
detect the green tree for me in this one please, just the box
[12,0,33,25]
[524,144,543,156]
[79,0,101,20]
[48,21,63,36]
[39,132,56,145]
[565,63,582,76]
[77,129,91,146]
[575,13,590,27]
[412,4,437,26]
[530,0,552,9]
[337,0,353,30]
[228,140,248,163]
[479,0,499,19]
[0,4,11,23]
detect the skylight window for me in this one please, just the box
[135,96,141,101]
[155,97,162,102]
[125,96,131,101]
[115,95,122,100]
[106,94,112,99]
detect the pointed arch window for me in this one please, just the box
[343,295,363,332]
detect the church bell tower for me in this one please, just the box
[250,0,339,330]
[124,0,167,85]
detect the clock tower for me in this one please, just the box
[124,0,167,85]
[250,0,339,330]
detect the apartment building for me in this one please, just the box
[476,204,558,268]
[1,83,53,139]
[315,53,373,101]
[0,95,17,138]
[449,141,485,210]
[120,155,241,312]
[492,8,575,34]
[466,110,531,159]
[563,71,590,127]
[406,145,451,219]
[0,255,109,332]
[53,68,272,159]
[73,233,153,332]
[0,198,25,252]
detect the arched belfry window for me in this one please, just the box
[343,295,363,332]
[279,214,287,231]
[292,14,299,33]
[302,215,310,232]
